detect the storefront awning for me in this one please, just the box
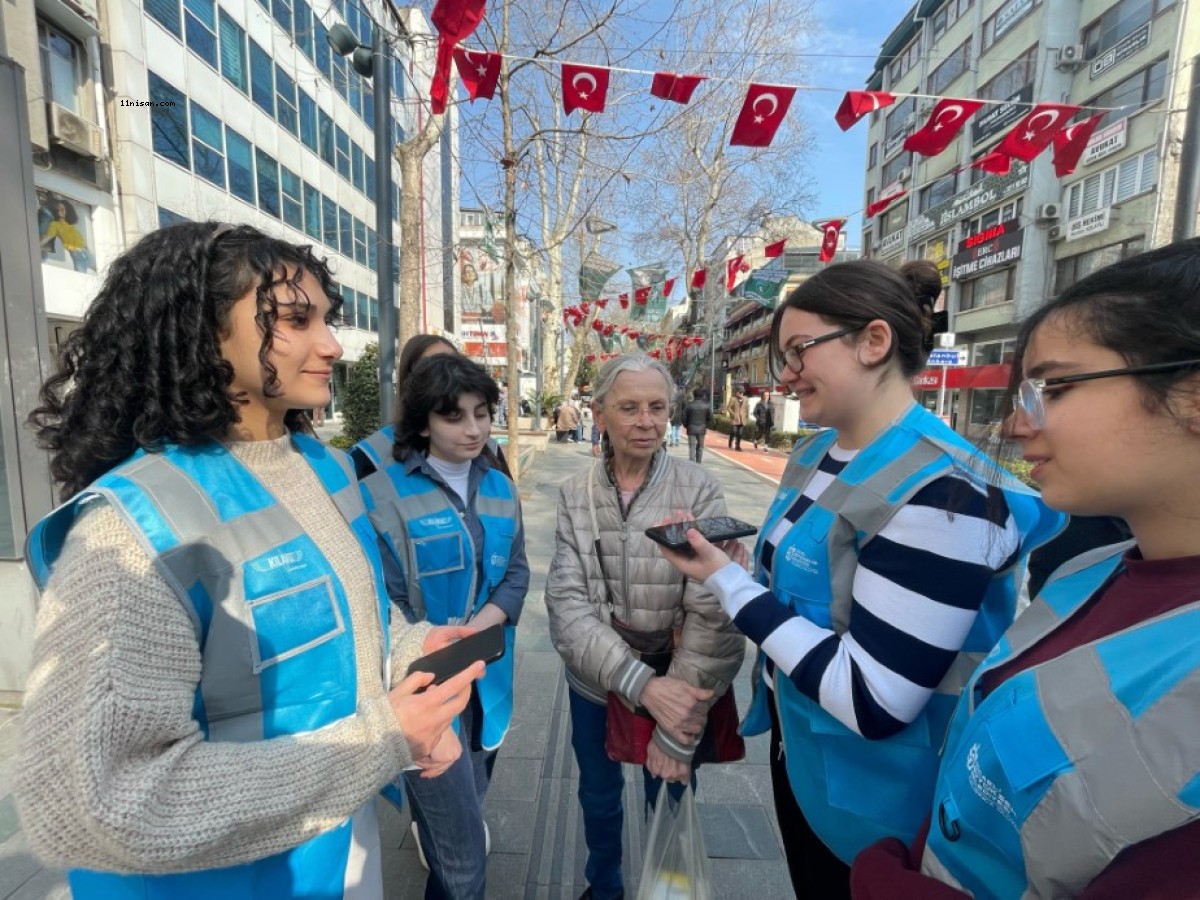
[913,363,1012,391]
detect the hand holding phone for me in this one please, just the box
[406,622,506,688]
[644,516,758,553]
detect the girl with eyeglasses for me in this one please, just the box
[851,238,1200,899]
[657,258,1063,898]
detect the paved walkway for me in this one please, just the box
[0,440,792,900]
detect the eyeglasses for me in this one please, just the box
[1014,359,1200,429]
[610,401,670,424]
[781,326,862,373]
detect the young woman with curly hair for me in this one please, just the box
[16,222,483,900]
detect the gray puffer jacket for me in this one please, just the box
[546,450,746,762]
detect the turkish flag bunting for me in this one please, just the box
[904,99,985,157]
[834,90,896,131]
[690,269,707,290]
[972,150,1013,175]
[726,255,747,291]
[634,286,652,305]
[580,301,590,314]
[996,103,1082,162]
[562,63,610,114]
[591,319,604,332]
[1052,112,1107,177]
[619,293,629,308]
[650,72,705,104]
[429,0,488,114]
[662,277,676,296]
[866,190,908,219]
[730,84,796,147]
[596,297,609,308]
[764,240,786,258]
[694,337,705,347]
[452,48,501,101]
[817,220,846,263]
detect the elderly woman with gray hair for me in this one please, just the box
[546,353,745,900]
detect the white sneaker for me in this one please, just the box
[411,822,429,871]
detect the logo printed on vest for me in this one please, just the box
[490,553,508,568]
[785,545,820,575]
[967,743,1017,828]
[250,549,304,572]
[421,515,455,528]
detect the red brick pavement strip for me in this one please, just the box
[701,430,786,484]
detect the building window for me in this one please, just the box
[255,148,280,217]
[149,71,189,167]
[190,99,226,188]
[299,90,317,150]
[889,36,922,84]
[36,189,95,272]
[315,19,332,80]
[1083,0,1174,60]
[928,39,970,95]
[881,152,909,186]
[964,199,1022,236]
[250,40,274,116]
[1080,58,1167,129]
[932,0,974,38]
[295,0,314,59]
[321,195,338,249]
[1065,147,1158,218]
[969,390,1007,427]
[959,268,1013,311]
[318,109,335,166]
[973,339,1016,365]
[218,10,248,93]
[332,53,348,103]
[881,201,908,238]
[352,143,365,192]
[158,207,191,227]
[978,44,1038,102]
[366,154,376,200]
[370,296,379,333]
[145,0,181,37]
[303,181,321,241]
[868,142,878,169]
[271,0,292,36]
[338,207,352,257]
[39,20,85,114]
[183,0,218,69]
[335,126,351,180]
[281,165,303,230]
[342,289,357,328]
[226,125,255,203]
[367,226,377,271]
[982,0,1040,51]
[353,217,367,265]
[363,86,375,130]
[349,71,362,118]
[919,173,956,212]
[275,65,298,135]
[1054,237,1145,293]
[885,96,916,140]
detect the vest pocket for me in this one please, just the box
[246,576,345,673]
[413,531,466,577]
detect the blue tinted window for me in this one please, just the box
[271,0,292,37]
[352,143,365,192]
[342,288,357,328]
[303,182,321,240]
[226,125,255,203]
[338,207,351,256]
[365,154,376,201]
[315,20,331,79]
[218,10,247,93]
[294,0,313,59]
[335,126,351,179]
[158,207,190,227]
[255,148,280,217]
[321,195,338,248]
[349,71,362,116]
[299,90,317,151]
[367,226,377,271]
[190,100,225,187]
[148,71,189,167]
[184,0,217,67]
[250,40,274,115]
[332,54,348,102]
[281,165,303,230]
[275,65,298,134]
[392,58,405,101]
[318,108,335,166]
[370,297,379,332]
[363,86,375,130]
[353,217,366,264]
[146,0,181,37]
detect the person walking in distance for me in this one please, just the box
[683,389,713,464]
[724,387,749,451]
[754,391,775,452]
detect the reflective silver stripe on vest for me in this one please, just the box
[325,450,368,525]
[363,430,394,468]
[475,492,517,523]
[1019,633,1200,898]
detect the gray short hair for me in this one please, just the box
[592,353,674,409]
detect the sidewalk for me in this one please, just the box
[694,431,787,485]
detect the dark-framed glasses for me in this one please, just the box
[781,326,862,373]
[1014,359,1200,429]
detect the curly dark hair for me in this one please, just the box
[393,354,499,459]
[29,221,343,499]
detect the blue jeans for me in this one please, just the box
[568,689,692,900]
[669,424,681,445]
[403,699,494,900]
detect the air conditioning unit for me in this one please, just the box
[1047,224,1065,242]
[899,166,913,183]
[1036,202,1062,223]
[1055,44,1087,71]
[48,103,105,159]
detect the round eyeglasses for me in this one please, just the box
[1014,359,1200,429]
[780,326,862,373]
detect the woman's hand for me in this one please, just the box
[415,728,462,779]
[386,663,483,760]
[640,676,713,745]
[645,741,691,784]
[423,625,478,655]
[653,513,738,583]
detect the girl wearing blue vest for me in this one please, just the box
[852,238,1200,899]
[658,259,1063,897]
[15,222,482,900]
[352,353,529,900]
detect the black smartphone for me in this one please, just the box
[406,623,506,688]
[644,516,759,553]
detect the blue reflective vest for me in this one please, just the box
[922,542,1200,899]
[354,427,519,751]
[740,404,1064,863]
[24,434,393,899]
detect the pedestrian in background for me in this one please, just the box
[546,353,744,900]
[724,386,749,451]
[668,395,684,447]
[683,388,712,463]
[656,258,1062,898]
[16,222,482,898]
[753,390,775,452]
[853,238,1200,900]
[556,396,582,443]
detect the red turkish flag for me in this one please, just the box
[690,269,707,290]
[662,277,676,296]
[996,103,1081,162]
[866,190,908,219]
[452,48,501,102]
[562,64,610,114]
[764,239,786,258]
[834,90,896,131]
[972,150,1013,175]
[591,318,604,332]
[634,285,651,305]
[904,99,985,157]
[1052,112,1107,177]
[596,297,609,308]
[429,0,488,114]
[817,220,846,263]
[650,72,705,105]
[730,84,796,147]
[618,293,629,309]
[726,255,749,291]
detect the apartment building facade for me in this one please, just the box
[861,0,1198,438]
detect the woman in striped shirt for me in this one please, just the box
[657,259,1062,899]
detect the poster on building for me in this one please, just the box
[738,257,789,308]
[461,322,508,366]
[36,188,95,272]
[458,246,504,325]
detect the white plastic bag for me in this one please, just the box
[635,786,713,900]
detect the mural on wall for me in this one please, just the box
[37,189,94,273]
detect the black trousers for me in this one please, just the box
[728,424,744,448]
[768,691,852,900]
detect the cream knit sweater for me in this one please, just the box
[16,436,432,874]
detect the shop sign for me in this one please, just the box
[1090,22,1151,80]
[1082,119,1127,166]
[1066,208,1111,241]
[908,162,1029,240]
[957,219,1017,253]
[951,226,1024,280]
[879,229,906,257]
[992,0,1034,43]
[883,124,911,161]
[972,85,1033,146]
